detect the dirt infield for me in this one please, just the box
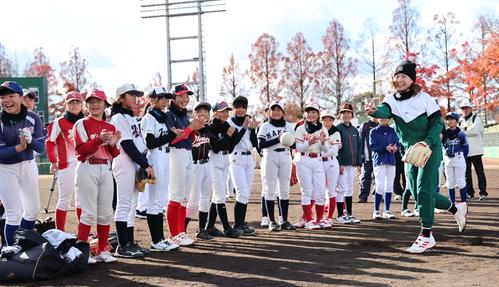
[19,159,499,286]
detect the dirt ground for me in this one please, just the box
[15,159,499,286]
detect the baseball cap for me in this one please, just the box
[116,83,144,98]
[320,109,335,119]
[445,112,459,121]
[65,91,83,103]
[339,102,354,113]
[304,98,320,112]
[269,100,284,111]
[0,81,23,96]
[85,89,107,102]
[148,87,173,99]
[460,99,472,108]
[174,84,194,96]
[232,96,248,108]
[194,101,212,111]
[213,100,232,112]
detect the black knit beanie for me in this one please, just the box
[394,61,417,82]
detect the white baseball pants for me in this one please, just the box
[229,153,255,204]
[373,164,396,195]
[168,148,193,206]
[55,161,78,211]
[323,157,339,198]
[337,165,356,202]
[262,150,292,201]
[186,161,212,218]
[210,151,230,204]
[296,155,326,205]
[113,155,139,226]
[145,149,169,214]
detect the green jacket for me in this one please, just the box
[336,122,362,166]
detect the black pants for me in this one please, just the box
[465,155,487,197]
[359,161,373,200]
[393,152,406,196]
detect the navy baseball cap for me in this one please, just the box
[0,81,23,96]
[232,96,248,108]
[194,101,212,111]
[445,112,459,121]
[174,84,194,96]
[149,87,173,99]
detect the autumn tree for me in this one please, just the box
[0,43,15,77]
[358,18,389,98]
[427,13,459,111]
[318,19,356,112]
[24,47,58,93]
[220,53,246,100]
[60,46,91,92]
[248,33,282,105]
[281,32,320,112]
[389,0,420,58]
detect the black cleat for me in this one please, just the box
[224,227,243,238]
[279,220,296,230]
[196,229,214,241]
[206,227,225,237]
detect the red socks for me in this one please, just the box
[167,201,181,237]
[315,205,324,222]
[328,197,337,219]
[77,222,91,242]
[76,208,82,222]
[55,209,67,231]
[97,224,110,252]
[302,204,313,222]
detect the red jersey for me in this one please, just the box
[73,117,120,161]
[45,117,77,169]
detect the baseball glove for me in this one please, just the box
[290,163,298,186]
[402,141,432,168]
[135,168,156,192]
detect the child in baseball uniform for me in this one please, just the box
[336,103,362,224]
[73,89,121,263]
[442,112,469,203]
[140,87,179,252]
[367,60,467,253]
[258,100,296,231]
[258,106,272,227]
[294,99,330,230]
[45,91,85,231]
[185,101,214,240]
[228,96,259,235]
[369,118,400,220]
[165,85,204,246]
[206,100,243,238]
[111,83,153,258]
[0,81,45,246]
[320,110,342,228]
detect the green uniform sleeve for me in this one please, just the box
[424,111,444,147]
[371,103,392,119]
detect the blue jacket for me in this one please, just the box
[369,125,399,166]
[443,127,469,158]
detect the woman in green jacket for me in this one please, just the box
[366,61,467,253]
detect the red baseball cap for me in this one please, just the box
[174,84,194,96]
[85,89,107,102]
[65,91,83,103]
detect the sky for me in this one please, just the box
[1,0,498,104]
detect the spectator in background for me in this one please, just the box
[459,100,488,200]
[22,89,39,112]
[358,117,378,203]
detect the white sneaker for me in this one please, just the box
[336,215,352,224]
[346,215,361,224]
[260,216,270,227]
[372,211,382,220]
[401,209,414,217]
[293,218,306,228]
[394,195,402,200]
[268,222,280,232]
[88,255,97,264]
[151,240,179,252]
[434,208,444,214]
[318,218,333,229]
[94,251,117,263]
[453,202,467,232]
[413,209,420,217]
[171,232,195,246]
[383,211,396,219]
[304,220,321,230]
[406,234,436,253]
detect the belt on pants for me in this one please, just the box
[84,158,109,165]
[193,158,209,164]
[216,150,229,155]
[274,148,287,152]
[158,146,170,153]
[234,151,252,155]
[301,152,319,158]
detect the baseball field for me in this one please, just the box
[24,158,499,287]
